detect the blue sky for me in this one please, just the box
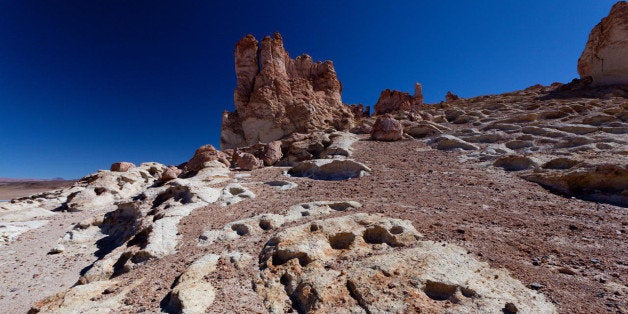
[0,0,618,179]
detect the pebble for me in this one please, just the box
[529,282,543,290]
[504,302,519,313]
[48,244,65,255]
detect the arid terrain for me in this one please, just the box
[1,2,627,313]
[0,179,75,200]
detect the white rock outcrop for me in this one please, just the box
[256,214,557,313]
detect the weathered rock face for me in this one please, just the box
[373,83,424,115]
[221,33,354,149]
[578,1,628,86]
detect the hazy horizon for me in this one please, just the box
[0,0,618,179]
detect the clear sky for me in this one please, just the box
[0,0,618,179]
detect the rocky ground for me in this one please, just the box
[0,82,626,313]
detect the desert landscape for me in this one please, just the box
[0,179,75,201]
[0,2,626,314]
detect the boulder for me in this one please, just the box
[161,166,182,181]
[185,144,230,172]
[370,114,404,141]
[578,2,628,86]
[110,162,135,172]
[236,153,262,171]
[221,33,354,149]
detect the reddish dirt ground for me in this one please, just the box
[102,137,626,313]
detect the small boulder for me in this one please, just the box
[370,114,404,141]
[110,162,135,172]
[161,166,182,181]
[48,244,65,255]
[185,144,230,172]
[237,153,262,171]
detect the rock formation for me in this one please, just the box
[578,1,628,86]
[446,91,460,102]
[221,33,354,149]
[373,83,424,115]
[347,103,370,118]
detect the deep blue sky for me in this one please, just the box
[0,1,618,179]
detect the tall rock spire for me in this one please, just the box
[221,33,354,149]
